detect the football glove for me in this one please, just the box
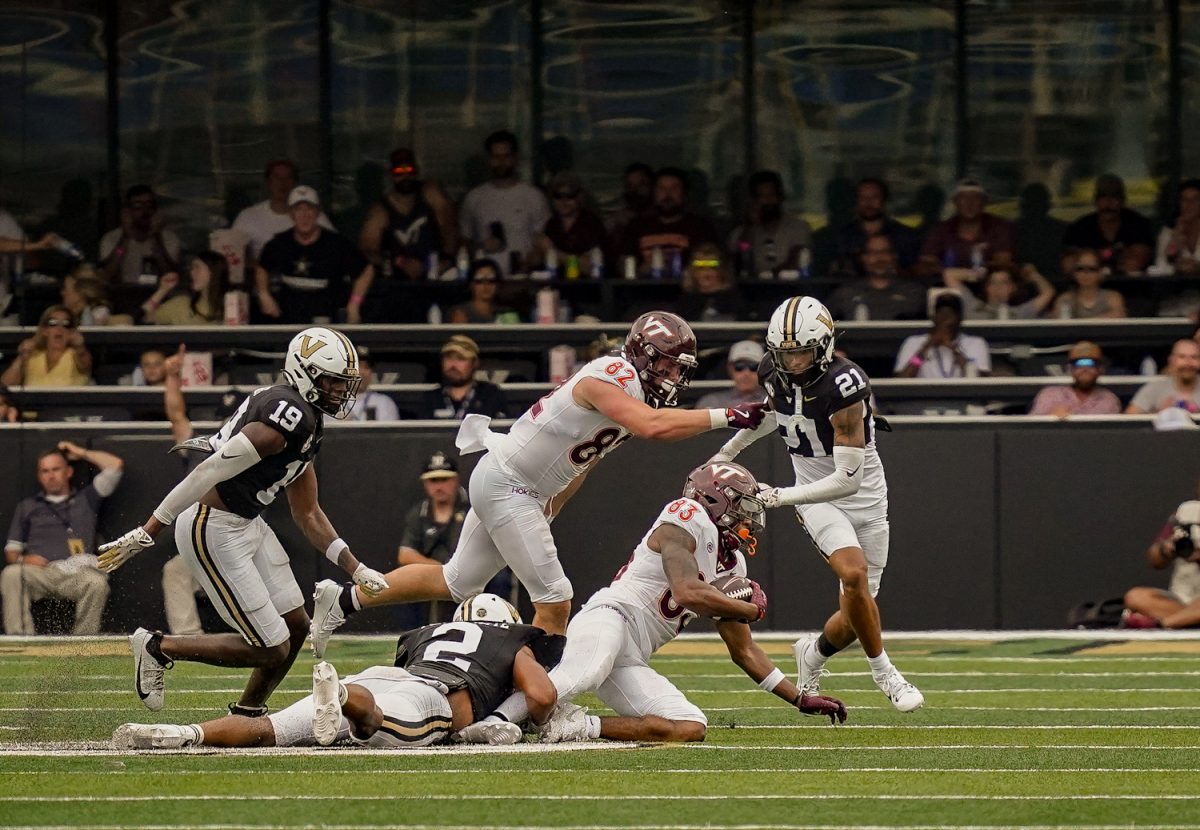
[97,527,155,573]
[352,563,389,597]
[747,579,768,623]
[797,692,848,725]
[725,402,767,430]
[758,485,783,510]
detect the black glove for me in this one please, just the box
[796,692,847,725]
[726,402,767,429]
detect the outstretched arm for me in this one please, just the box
[762,402,866,508]
[574,378,764,442]
[710,415,775,462]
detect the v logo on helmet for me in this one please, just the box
[816,311,834,331]
[298,336,327,359]
[640,316,672,338]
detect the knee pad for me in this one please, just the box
[527,575,573,605]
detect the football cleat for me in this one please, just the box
[310,580,346,659]
[453,716,524,746]
[130,628,169,711]
[539,702,592,743]
[312,661,345,746]
[875,666,924,713]
[112,723,198,750]
[793,634,828,697]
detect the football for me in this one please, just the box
[711,572,753,602]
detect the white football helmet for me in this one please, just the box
[765,296,836,387]
[282,326,362,419]
[453,593,522,624]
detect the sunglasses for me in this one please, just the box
[692,259,721,268]
[391,165,416,176]
[43,318,75,329]
[1070,358,1099,369]
[553,192,579,200]
[473,276,498,284]
[732,361,758,372]
[1074,265,1101,273]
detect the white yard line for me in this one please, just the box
[3,794,1200,802]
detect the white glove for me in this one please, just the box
[352,563,389,597]
[97,527,154,573]
[706,449,734,465]
[758,485,783,510]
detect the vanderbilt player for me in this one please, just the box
[98,327,389,715]
[112,593,557,749]
[461,462,846,745]
[711,296,923,712]
[310,311,768,650]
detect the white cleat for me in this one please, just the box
[453,717,524,746]
[875,666,924,713]
[130,628,168,711]
[539,702,591,743]
[112,723,197,750]
[312,661,345,746]
[310,580,346,659]
[792,634,828,697]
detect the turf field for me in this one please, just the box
[2,633,1199,830]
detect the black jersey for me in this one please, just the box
[760,353,875,457]
[201,384,323,518]
[395,621,544,719]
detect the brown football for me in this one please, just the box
[711,572,753,602]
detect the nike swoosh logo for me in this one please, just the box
[220,451,241,460]
[803,396,817,402]
[847,465,861,476]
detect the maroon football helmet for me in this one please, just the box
[623,311,698,407]
[683,461,766,559]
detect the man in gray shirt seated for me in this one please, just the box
[696,341,766,409]
[1126,339,1200,415]
[460,130,550,277]
[825,233,926,321]
[2,442,124,634]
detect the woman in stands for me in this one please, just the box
[0,305,91,387]
[448,258,518,324]
[142,251,229,325]
[1051,248,1128,319]
[674,243,748,323]
[944,263,1055,320]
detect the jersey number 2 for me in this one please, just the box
[423,622,483,672]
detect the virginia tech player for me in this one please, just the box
[98,327,389,716]
[712,296,923,712]
[309,311,769,652]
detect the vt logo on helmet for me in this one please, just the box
[683,461,766,560]
[623,311,699,408]
[766,297,836,388]
[283,326,362,419]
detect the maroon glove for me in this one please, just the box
[725,402,767,430]
[797,693,847,724]
[746,579,767,623]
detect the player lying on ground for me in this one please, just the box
[97,327,390,717]
[308,311,768,650]
[458,462,847,746]
[113,593,556,749]
[712,296,922,712]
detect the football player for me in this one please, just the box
[309,311,768,651]
[460,462,846,745]
[112,593,557,749]
[711,296,923,712]
[97,327,390,716]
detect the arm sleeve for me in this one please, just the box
[151,431,262,525]
[714,416,775,461]
[772,444,866,507]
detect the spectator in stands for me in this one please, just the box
[419,335,508,420]
[343,351,399,422]
[1122,491,1200,629]
[98,185,181,285]
[834,177,920,275]
[943,264,1056,320]
[916,178,1014,281]
[1013,183,1067,284]
[532,171,607,271]
[0,385,19,422]
[824,233,925,321]
[605,162,654,236]
[1050,248,1127,319]
[1155,178,1200,276]
[1062,173,1155,275]
[1,305,91,387]
[1,441,124,635]
[894,293,991,378]
[0,206,56,254]
[1126,339,1200,414]
[133,348,168,388]
[61,268,113,326]
[256,186,374,325]
[620,167,717,276]
[727,170,812,279]
[460,130,550,277]
[695,340,765,409]
[810,177,857,277]
[358,147,457,280]
[142,251,229,326]
[232,160,334,263]
[674,243,747,322]
[448,258,519,325]
[397,451,471,626]
[1028,341,1122,417]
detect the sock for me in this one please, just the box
[867,650,894,679]
[816,632,842,659]
[337,683,348,706]
[147,632,172,666]
[494,692,530,725]
[585,715,601,739]
[339,584,360,618]
[187,724,204,746]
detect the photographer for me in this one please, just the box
[1123,496,1200,629]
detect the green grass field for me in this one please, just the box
[2,633,1200,830]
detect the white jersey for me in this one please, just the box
[483,355,644,498]
[582,497,748,660]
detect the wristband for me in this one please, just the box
[907,355,924,368]
[348,293,365,307]
[758,667,786,692]
[708,408,727,430]
[325,537,348,564]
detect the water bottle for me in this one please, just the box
[427,303,443,325]
[1140,355,1158,376]
[456,246,470,278]
[565,254,580,281]
[427,251,440,280]
[942,248,957,269]
[650,247,664,280]
[854,302,870,321]
[669,249,682,280]
[623,255,637,280]
[589,247,604,279]
[546,247,559,278]
[53,236,85,260]
[996,302,1010,321]
[970,243,985,273]
[763,238,778,274]
[799,246,812,279]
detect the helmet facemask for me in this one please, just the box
[770,334,833,388]
[308,366,362,419]
[639,346,698,408]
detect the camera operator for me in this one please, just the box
[1123,497,1200,629]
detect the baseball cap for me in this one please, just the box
[1094,173,1126,200]
[421,451,459,479]
[953,177,987,198]
[1067,341,1103,362]
[441,334,480,360]
[287,185,320,207]
[728,340,765,365]
[390,148,417,169]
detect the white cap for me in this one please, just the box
[728,340,765,365]
[287,185,320,207]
